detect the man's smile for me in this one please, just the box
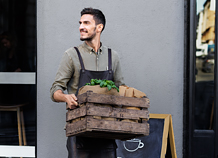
[80,29,88,33]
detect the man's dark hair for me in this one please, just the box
[81,8,106,32]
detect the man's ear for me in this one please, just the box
[97,24,104,33]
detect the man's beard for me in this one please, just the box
[80,36,93,41]
[80,27,96,41]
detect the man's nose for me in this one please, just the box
[79,23,85,30]
[79,23,84,30]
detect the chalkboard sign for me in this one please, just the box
[116,114,177,158]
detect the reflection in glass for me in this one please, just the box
[195,0,215,129]
[0,32,30,72]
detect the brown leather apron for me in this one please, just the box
[66,47,117,158]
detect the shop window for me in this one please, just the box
[0,0,36,157]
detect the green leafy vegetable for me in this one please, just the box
[85,79,119,92]
[107,84,112,91]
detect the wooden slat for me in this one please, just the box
[66,116,149,139]
[86,103,149,119]
[66,117,88,136]
[86,116,149,134]
[77,92,87,104]
[66,106,87,122]
[78,91,150,108]
[66,103,149,121]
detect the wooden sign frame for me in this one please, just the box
[149,113,177,158]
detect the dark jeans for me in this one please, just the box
[67,136,117,158]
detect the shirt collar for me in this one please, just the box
[82,42,103,55]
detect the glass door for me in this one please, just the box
[187,0,217,157]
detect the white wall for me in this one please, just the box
[37,0,184,157]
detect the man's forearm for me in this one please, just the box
[53,90,78,109]
[53,89,67,102]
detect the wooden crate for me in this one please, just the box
[66,91,150,140]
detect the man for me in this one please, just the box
[50,8,124,158]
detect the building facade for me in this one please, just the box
[1,0,218,158]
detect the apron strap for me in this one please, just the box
[108,48,112,73]
[74,47,85,71]
[75,47,112,72]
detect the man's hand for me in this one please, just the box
[65,94,78,109]
[53,90,78,109]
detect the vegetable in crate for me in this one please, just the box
[85,79,119,92]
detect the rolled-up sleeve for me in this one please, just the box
[50,52,74,102]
